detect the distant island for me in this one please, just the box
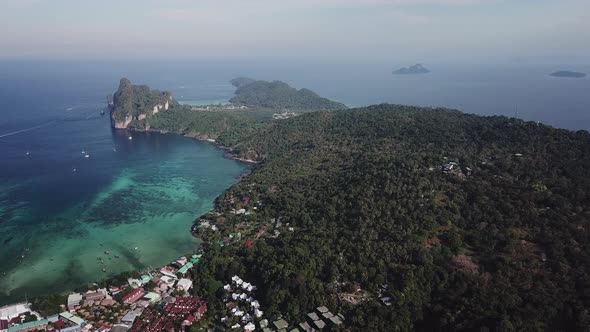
[392,64,430,75]
[550,70,586,78]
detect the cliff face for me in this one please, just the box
[108,78,176,129]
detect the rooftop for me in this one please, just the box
[7,319,49,332]
[60,311,86,326]
[274,319,289,330]
[316,306,329,313]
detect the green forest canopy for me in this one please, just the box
[186,105,590,331]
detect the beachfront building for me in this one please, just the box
[0,303,33,323]
[6,319,49,332]
[122,288,146,305]
[176,262,193,276]
[67,293,83,311]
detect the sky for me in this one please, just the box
[0,0,588,63]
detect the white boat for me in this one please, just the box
[85,154,90,158]
[128,136,133,140]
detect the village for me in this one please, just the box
[189,104,249,112]
[0,252,207,332]
[1,186,393,332]
[0,255,349,332]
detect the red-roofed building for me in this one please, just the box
[122,288,146,305]
[130,297,207,332]
[1,319,9,330]
[245,240,253,247]
[182,315,195,328]
[196,303,207,319]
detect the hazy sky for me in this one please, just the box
[1,0,588,62]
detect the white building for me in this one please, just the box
[176,278,193,292]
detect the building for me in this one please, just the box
[67,293,83,311]
[176,278,193,292]
[130,297,206,332]
[328,315,343,326]
[84,289,106,302]
[312,319,326,330]
[6,319,49,332]
[122,288,146,305]
[60,312,86,326]
[121,309,144,325]
[143,292,161,304]
[273,319,289,330]
[127,279,142,289]
[159,266,177,278]
[298,322,313,332]
[109,325,129,332]
[176,262,193,275]
[0,303,31,322]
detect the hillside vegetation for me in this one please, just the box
[189,105,590,331]
[229,78,347,111]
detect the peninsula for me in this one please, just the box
[108,78,345,131]
[550,70,587,78]
[392,64,430,75]
[23,79,590,332]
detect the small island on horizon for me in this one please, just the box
[550,70,586,78]
[392,64,430,75]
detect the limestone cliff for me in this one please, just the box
[108,78,176,129]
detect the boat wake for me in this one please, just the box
[0,121,56,139]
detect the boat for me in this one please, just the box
[128,136,133,140]
[85,154,90,158]
[25,151,30,156]
[104,250,110,254]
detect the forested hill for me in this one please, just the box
[229,78,347,111]
[191,104,590,331]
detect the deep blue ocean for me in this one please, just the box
[0,59,589,303]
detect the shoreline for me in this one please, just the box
[1,127,253,307]
[131,127,259,164]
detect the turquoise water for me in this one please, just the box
[0,129,246,304]
[0,69,247,304]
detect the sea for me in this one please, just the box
[0,59,589,304]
